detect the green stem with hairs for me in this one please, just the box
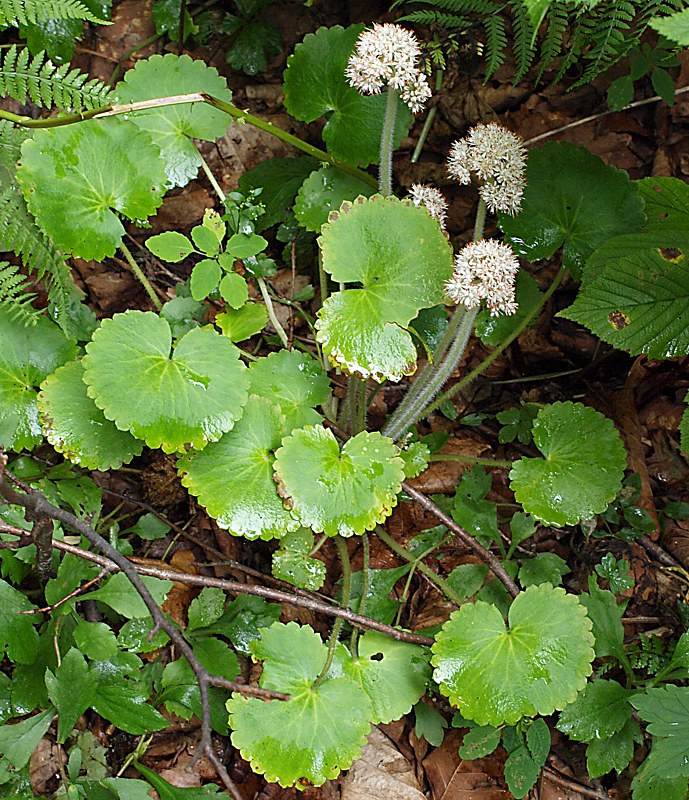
[378,88,399,196]
[411,69,444,164]
[312,537,352,690]
[256,276,289,349]
[119,241,162,311]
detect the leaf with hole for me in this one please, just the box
[17,119,167,261]
[316,195,453,382]
[283,25,413,167]
[38,360,143,471]
[509,402,626,527]
[274,426,404,536]
[228,622,372,788]
[115,54,233,187]
[83,311,249,453]
[432,583,595,726]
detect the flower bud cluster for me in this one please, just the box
[445,239,519,316]
[408,184,448,229]
[345,23,432,113]
[447,123,526,215]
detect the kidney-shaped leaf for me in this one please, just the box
[342,632,430,724]
[283,25,413,167]
[316,195,454,382]
[0,310,76,451]
[179,396,297,540]
[17,118,167,261]
[82,311,248,453]
[39,360,143,470]
[431,583,595,726]
[274,426,404,537]
[115,54,233,187]
[228,622,372,789]
[498,142,645,278]
[509,401,626,527]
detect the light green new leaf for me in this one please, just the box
[498,142,644,278]
[509,402,626,526]
[83,311,249,453]
[0,578,41,664]
[45,647,96,743]
[274,426,405,537]
[650,9,689,46]
[316,195,454,381]
[17,119,167,260]
[431,583,594,726]
[632,685,689,778]
[146,231,195,263]
[0,310,76,451]
[271,529,327,591]
[219,273,248,309]
[228,622,372,789]
[179,396,297,540]
[115,54,233,187]
[82,572,173,619]
[216,303,268,341]
[342,632,430,724]
[557,679,632,742]
[283,25,412,167]
[247,349,330,431]
[294,166,376,231]
[38,360,144,471]
[190,259,221,301]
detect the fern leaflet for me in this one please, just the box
[0,261,39,325]
[0,46,112,111]
[397,9,473,28]
[511,0,535,82]
[483,14,508,78]
[0,0,108,26]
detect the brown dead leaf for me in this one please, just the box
[153,188,214,232]
[30,737,64,796]
[89,0,157,82]
[407,437,489,494]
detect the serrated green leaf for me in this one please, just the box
[83,311,249,453]
[526,718,550,765]
[228,622,372,788]
[190,259,221,301]
[343,632,430,724]
[650,8,689,46]
[458,725,502,759]
[0,578,41,664]
[187,587,226,632]
[399,440,430,479]
[432,584,594,726]
[509,402,626,526]
[17,119,167,261]
[0,708,54,782]
[284,25,412,167]
[73,619,118,662]
[504,746,541,799]
[202,595,281,656]
[38,360,143,471]
[274,426,404,536]
[445,563,489,600]
[215,302,268,341]
[117,618,169,653]
[518,552,570,588]
[632,686,689,778]
[498,142,645,278]
[580,575,626,661]
[45,648,95,742]
[586,717,640,779]
[294,166,376,232]
[247,349,330,431]
[145,231,195,263]
[179,396,297,540]
[557,679,632,742]
[115,54,233,187]
[272,529,327,590]
[316,195,453,381]
[82,572,173,619]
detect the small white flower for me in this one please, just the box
[445,239,519,316]
[408,184,448,228]
[447,123,527,215]
[345,23,431,113]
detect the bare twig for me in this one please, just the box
[543,766,610,800]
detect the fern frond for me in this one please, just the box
[0,119,26,172]
[483,14,508,78]
[511,1,536,82]
[396,10,472,28]
[0,0,107,26]
[399,0,501,11]
[536,1,569,81]
[0,45,112,111]
[573,0,636,88]
[0,260,39,326]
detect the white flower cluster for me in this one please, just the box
[345,23,432,113]
[408,184,448,229]
[447,123,527,215]
[445,239,519,316]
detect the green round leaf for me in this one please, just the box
[342,632,430,724]
[283,25,413,167]
[0,310,77,451]
[38,360,143,470]
[190,259,221,301]
[431,583,595,726]
[247,349,330,431]
[509,402,626,527]
[82,311,248,453]
[115,54,233,187]
[274,426,404,537]
[294,166,376,231]
[498,142,645,278]
[228,622,372,788]
[316,195,454,382]
[219,272,248,309]
[271,529,327,590]
[179,396,297,540]
[17,119,167,261]
[146,231,195,263]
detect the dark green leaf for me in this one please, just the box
[46,648,95,742]
[414,700,447,747]
[458,725,501,759]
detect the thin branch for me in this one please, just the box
[402,481,520,599]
